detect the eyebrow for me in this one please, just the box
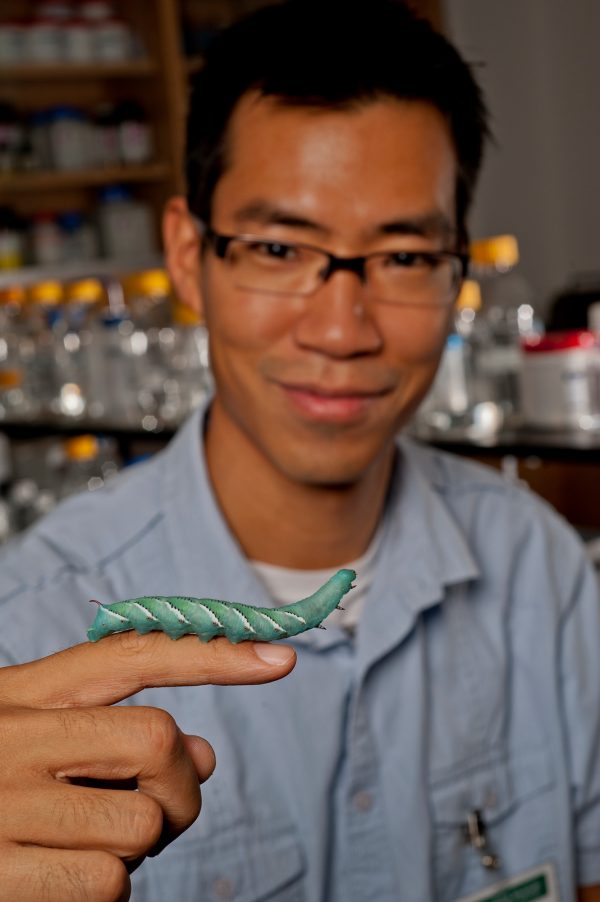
[232,201,455,241]
[378,212,456,240]
[233,201,331,236]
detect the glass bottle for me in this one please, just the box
[0,285,32,422]
[25,280,65,417]
[59,434,104,499]
[52,278,106,418]
[469,235,542,424]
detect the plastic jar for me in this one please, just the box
[47,106,91,170]
[79,1,115,21]
[92,16,132,60]
[31,212,65,265]
[34,2,73,20]
[58,210,99,261]
[97,185,156,259]
[115,101,153,164]
[25,17,64,63]
[520,331,600,430]
[0,20,26,65]
[589,302,600,335]
[63,18,94,62]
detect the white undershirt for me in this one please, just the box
[250,525,383,635]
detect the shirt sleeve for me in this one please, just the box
[559,548,600,886]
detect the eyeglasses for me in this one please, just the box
[204,227,468,308]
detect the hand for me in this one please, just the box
[0,632,295,902]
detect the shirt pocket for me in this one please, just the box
[430,747,556,902]
[136,819,307,902]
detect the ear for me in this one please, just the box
[162,196,205,319]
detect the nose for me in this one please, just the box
[293,270,383,358]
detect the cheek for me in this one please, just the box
[384,308,452,367]
[203,273,302,354]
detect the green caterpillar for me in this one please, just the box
[87,569,355,643]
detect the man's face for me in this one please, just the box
[197,95,459,486]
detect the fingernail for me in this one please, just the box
[253,643,295,666]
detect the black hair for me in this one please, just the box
[185,0,489,245]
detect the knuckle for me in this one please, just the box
[140,707,180,759]
[84,852,130,902]
[113,629,166,666]
[126,794,163,854]
[112,629,150,656]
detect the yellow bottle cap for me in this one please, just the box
[64,434,98,461]
[123,269,171,300]
[0,285,26,305]
[172,300,202,325]
[455,279,482,311]
[0,370,22,389]
[28,280,64,305]
[469,235,519,269]
[64,279,105,304]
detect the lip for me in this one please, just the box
[277,381,391,423]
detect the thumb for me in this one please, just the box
[182,733,217,783]
[0,633,296,709]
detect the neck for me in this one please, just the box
[204,402,396,570]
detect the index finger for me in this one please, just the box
[0,632,296,709]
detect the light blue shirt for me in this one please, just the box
[1,404,599,902]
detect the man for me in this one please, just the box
[1,2,599,900]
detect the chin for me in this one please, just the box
[271,438,391,488]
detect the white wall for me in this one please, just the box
[442,0,600,316]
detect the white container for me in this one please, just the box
[118,110,153,164]
[92,17,132,60]
[588,302,600,335]
[25,18,64,62]
[59,210,99,262]
[79,1,114,21]
[0,20,26,65]
[63,18,94,61]
[0,229,24,269]
[520,331,600,430]
[34,2,73,21]
[31,213,65,265]
[97,185,156,259]
[48,106,91,169]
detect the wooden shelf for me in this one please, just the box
[1,163,172,193]
[0,59,159,81]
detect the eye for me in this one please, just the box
[384,251,438,269]
[248,241,299,261]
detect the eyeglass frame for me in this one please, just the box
[202,225,470,307]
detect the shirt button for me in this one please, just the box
[212,877,235,900]
[353,790,374,812]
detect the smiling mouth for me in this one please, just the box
[277,381,392,422]
[278,380,392,398]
